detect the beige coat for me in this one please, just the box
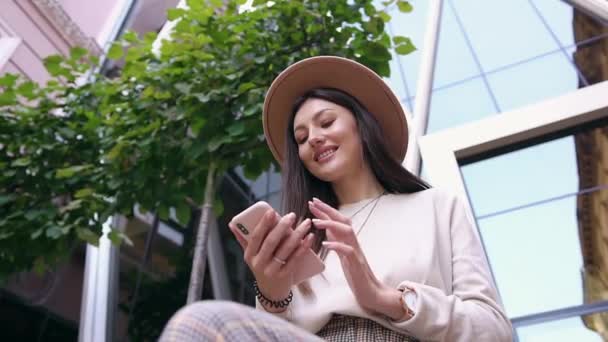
[257,188,513,342]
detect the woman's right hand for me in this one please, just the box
[229,209,314,312]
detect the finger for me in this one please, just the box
[308,201,331,220]
[228,223,248,250]
[312,197,351,224]
[245,209,278,262]
[321,241,355,257]
[279,233,316,278]
[274,218,312,261]
[312,219,353,237]
[264,219,311,277]
[256,212,296,264]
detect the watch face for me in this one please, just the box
[403,290,418,312]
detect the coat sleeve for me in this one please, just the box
[386,193,513,341]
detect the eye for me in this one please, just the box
[321,119,334,128]
[296,135,308,145]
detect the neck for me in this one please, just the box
[332,163,384,205]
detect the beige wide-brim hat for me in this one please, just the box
[262,56,409,164]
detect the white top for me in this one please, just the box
[256,188,513,342]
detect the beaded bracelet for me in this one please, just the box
[253,281,293,308]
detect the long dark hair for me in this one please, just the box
[282,88,431,253]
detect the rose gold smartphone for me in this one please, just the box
[229,201,325,284]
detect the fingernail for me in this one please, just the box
[313,197,320,202]
[321,241,330,246]
[312,218,321,225]
[287,212,296,222]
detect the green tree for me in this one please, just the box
[0,0,416,304]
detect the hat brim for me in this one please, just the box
[263,56,408,165]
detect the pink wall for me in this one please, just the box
[59,0,125,44]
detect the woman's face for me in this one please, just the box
[293,98,364,183]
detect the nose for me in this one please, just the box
[308,132,325,146]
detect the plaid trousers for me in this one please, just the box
[159,301,418,342]
[159,300,323,342]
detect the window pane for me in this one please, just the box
[452,0,558,71]
[433,0,479,87]
[427,78,497,133]
[478,188,608,318]
[531,0,575,46]
[517,312,607,341]
[487,51,578,112]
[461,136,579,217]
[461,119,607,217]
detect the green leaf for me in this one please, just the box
[0,194,16,206]
[397,0,413,13]
[56,165,91,178]
[30,228,44,239]
[43,55,63,75]
[392,35,409,44]
[46,225,63,239]
[105,142,126,161]
[190,117,207,137]
[378,11,391,23]
[395,39,416,55]
[77,228,100,246]
[167,8,186,20]
[122,30,139,43]
[108,229,133,246]
[0,73,18,87]
[17,81,36,99]
[0,90,17,106]
[33,258,47,275]
[70,46,88,60]
[158,205,169,221]
[61,199,83,213]
[107,43,123,60]
[208,135,232,152]
[176,202,191,226]
[11,157,30,167]
[227,122,245,136]
[75,188,94,198]
[237,82,256,94]
[175,82,192,94]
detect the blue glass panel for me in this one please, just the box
[452,0,558,71]
[531,0,575,46]
[487,51,578,112]
[477,189,606,318]
[461,136,578,217]
[517,313,606,341]
[389,1,430,95]
[427,78,497,133]
[433,0,479,87]
[386,49,409,101]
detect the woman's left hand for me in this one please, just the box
[308,197,391,314]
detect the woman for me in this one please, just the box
[160,56,513,341]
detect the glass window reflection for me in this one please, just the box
[478,188,607,318]
[427,78,497,133]
[461,136,579,217]
[487,51,578,112]
[452,0,558,71]
[433,0,479,87]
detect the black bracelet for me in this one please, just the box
[253,281,293,308]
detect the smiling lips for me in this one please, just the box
[314,147,338,163]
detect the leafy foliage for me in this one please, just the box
[0,0,415,280]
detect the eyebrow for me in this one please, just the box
[293,108,333,132]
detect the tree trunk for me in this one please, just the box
[187,163,216,304]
